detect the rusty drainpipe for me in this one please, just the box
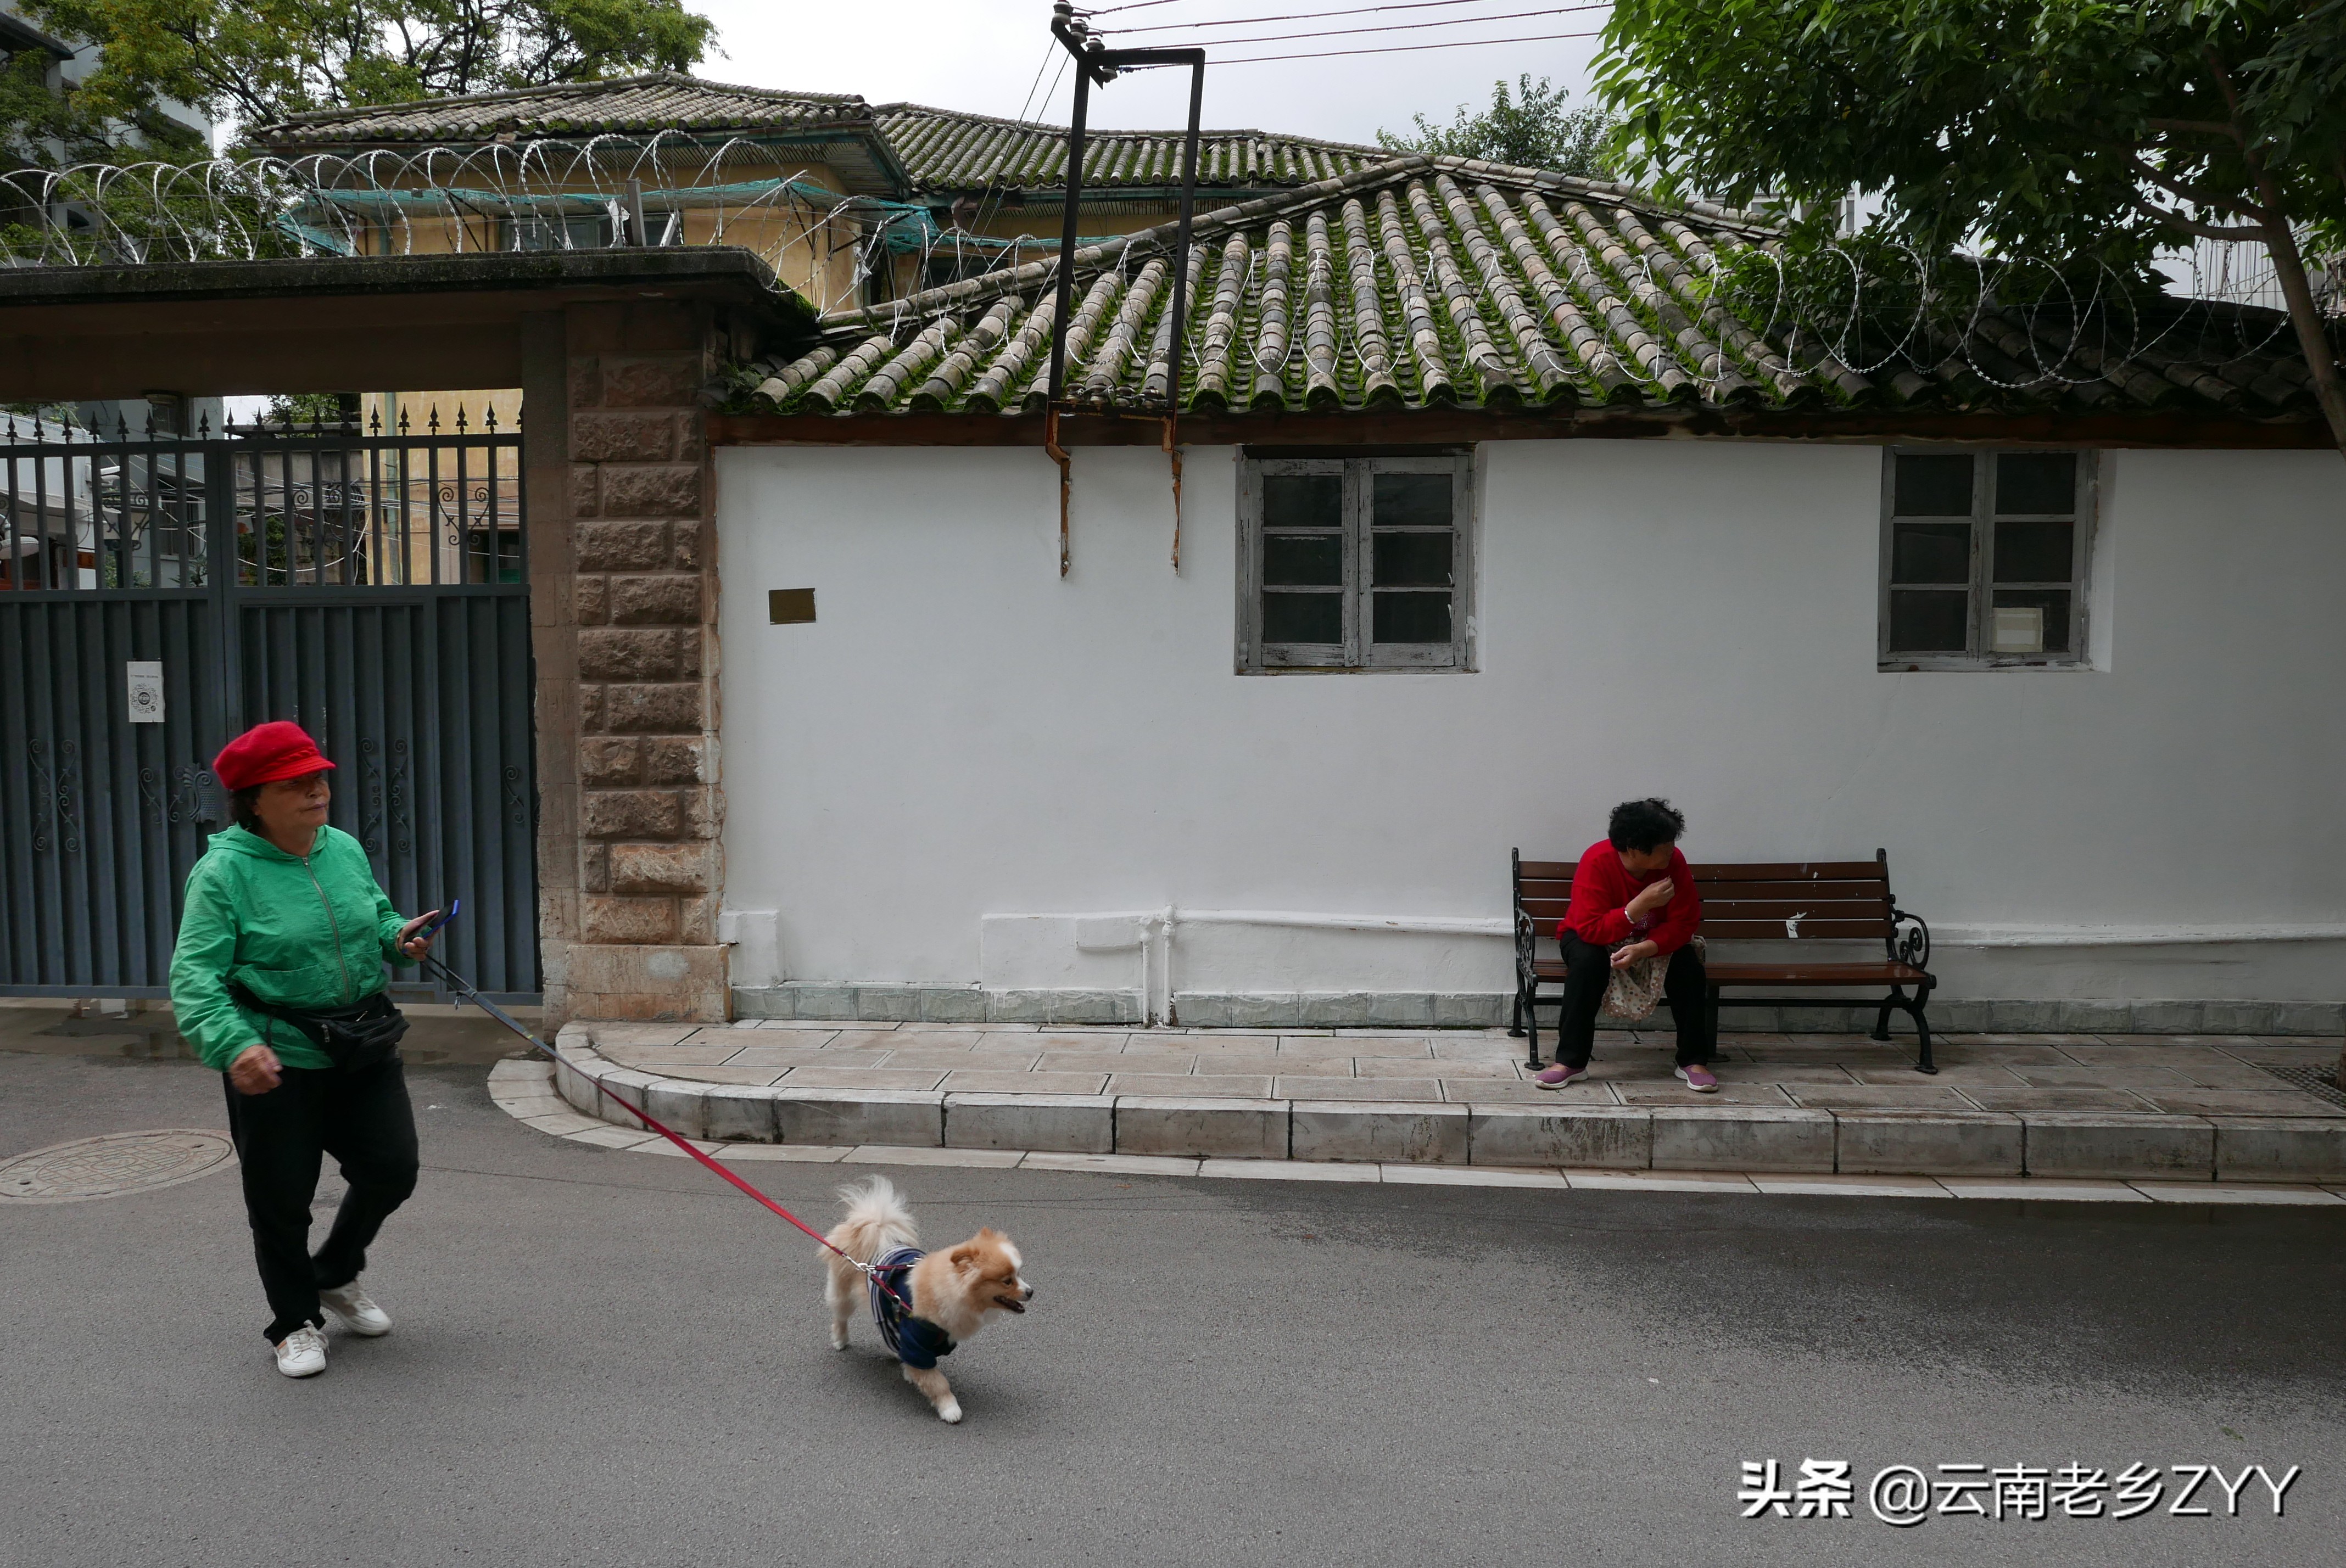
[1045,405,1073,577]
[1163,413,1183,572]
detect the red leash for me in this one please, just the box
[425,956,909,1308]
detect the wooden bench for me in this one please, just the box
[1510,849,1936,1073]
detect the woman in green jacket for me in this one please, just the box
[170,721,442,1379]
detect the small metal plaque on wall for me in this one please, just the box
[125,661,165,723]
[768,589,817,625]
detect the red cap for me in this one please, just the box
[213,721,336,792]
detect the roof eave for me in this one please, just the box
[0,12,77,58]
[708,405,2337,450]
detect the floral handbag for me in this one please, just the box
[1601,936,1705,1023]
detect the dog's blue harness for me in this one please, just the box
[868,1246,957,1370]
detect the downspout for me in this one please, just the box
[1136,909,1151,1026]
[1163,415,1182,572]
[1046,405,1072,577]
[1158,905,1177,1026]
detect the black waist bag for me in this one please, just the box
[232,984,409,1072]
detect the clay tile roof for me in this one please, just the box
[727,155,2336,427]
[873,103,1386,194]
[253,71,874,148]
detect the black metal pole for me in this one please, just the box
[1163,57,1205,419]
[1046,64,1091,406]
[1044,13,1208,413]
[1046,15,1098,407]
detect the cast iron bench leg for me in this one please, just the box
[1909,982,1937,1074]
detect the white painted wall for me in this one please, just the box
[713,439,2346,1004]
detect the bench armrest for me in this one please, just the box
[1515,907,1538,984]
[1889,908,1931,972]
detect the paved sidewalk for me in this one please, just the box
[535,1022,2346,1183]
[492,1057,2346,1205]
[580,1021,2343,1116]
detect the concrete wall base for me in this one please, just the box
[551,944,730,1021]
[729,984,2343,1037]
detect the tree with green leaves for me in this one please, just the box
[1596,0,2346,452]
[24,0,717,137]
[1378,74,1616,180]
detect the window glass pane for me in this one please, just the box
[1264,534,1342,586]
[1372,530,1452,587]
[1991,589,2071,655]
[1891,522,1971,584]
[1372,471,1452,527]
[1263,473,1341,529]
[510,213,610,250]
[1263,590,1342,644]
[1893,453,1972,516]
[1887,589,1969,653]
[1993,519,2073,584]
[1372,589,1451,643]
[1996,452,2076,515]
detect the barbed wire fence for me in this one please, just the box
[4,138,2334,405]
[0,135,1075,321]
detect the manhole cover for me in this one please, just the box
[0,1129,237,1203]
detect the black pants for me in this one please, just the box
[221,1056,419,1343]
[1556,934,1714,1069]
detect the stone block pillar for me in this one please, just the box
[527,300,728,1024]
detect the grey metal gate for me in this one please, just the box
[0,410,538,1001]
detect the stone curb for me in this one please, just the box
[529,1029,2346,1185]
[489,1057,2346,1205]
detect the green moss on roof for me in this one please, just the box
[725,158,2328,425]
[255,72,873,146]
[873,103,1383,193]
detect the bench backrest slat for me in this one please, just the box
[1701,918,1891,940]
[1694,861,1887,882]
[1513,852,1898,943]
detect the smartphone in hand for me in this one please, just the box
[417,898,460,939]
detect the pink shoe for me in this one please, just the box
[1533,1063,1588,1089]
[1675,1064,1719,1093]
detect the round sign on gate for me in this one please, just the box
[126,660,165,723]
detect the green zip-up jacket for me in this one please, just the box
[169,824,414,1072]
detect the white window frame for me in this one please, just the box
[1236,450,1477,673]
[1878,446,2097,671]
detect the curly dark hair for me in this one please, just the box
[230,786,264,833]
[1607,797,1686,854]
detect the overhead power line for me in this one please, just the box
[1076,0,1214,15]
[1099,3,1614,48]
[1188,25,1607,63]
[1107,0,1611,34]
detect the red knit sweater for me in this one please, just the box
[1560,841,1702,954]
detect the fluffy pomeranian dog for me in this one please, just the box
[823,1175,1032,1423]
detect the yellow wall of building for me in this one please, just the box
[359,155,871,312]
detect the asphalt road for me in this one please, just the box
[3,1045,2339,1568]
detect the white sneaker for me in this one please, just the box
[273,1324,328,1377]
[320,1281,392,1336]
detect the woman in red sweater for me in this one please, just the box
[1533,798,1719,1092]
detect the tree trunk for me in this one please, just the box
[2203,53,2346,457]
[2256,216,2346,457]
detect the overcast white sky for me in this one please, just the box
[688,0,1610,147]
